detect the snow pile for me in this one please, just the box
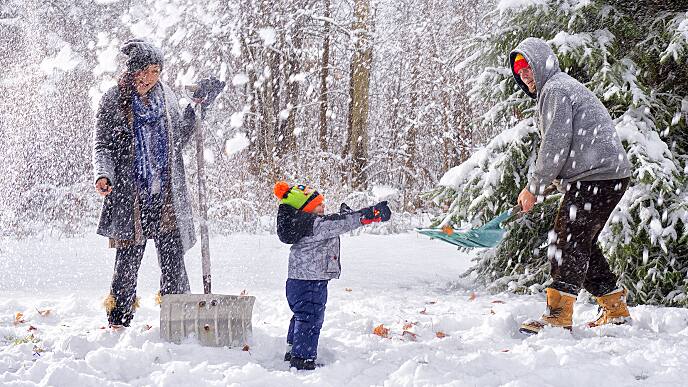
[439,119,536,189]
[661,13,688,62]
[604,108,681,255]
[39,44,80,75]
[371,185,399,201]
[429,118,539,231]
[232,73,249,87]
[92,34,119,76]
[225,132,250,156]
[496,0,547,12]
[497,0,591,12]
[258,28,276,47]
[2,234,688,386]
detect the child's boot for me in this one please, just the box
[290,356,320,370]
[284,344,292,362]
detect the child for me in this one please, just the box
[274,181,392,370]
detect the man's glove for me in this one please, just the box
[193,77,225,114]
[359,201,392,225]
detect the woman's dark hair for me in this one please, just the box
[118,72,135,126]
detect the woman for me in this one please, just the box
[92,39,222,328]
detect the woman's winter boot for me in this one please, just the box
[104,293,140,327]
[587,288,631,327]
[520,288,576,334]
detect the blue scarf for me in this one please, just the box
[132,84,169,207]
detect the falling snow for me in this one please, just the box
[1,2,687,386]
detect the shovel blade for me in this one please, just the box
[160,294,255,347]
[416,228,505,248]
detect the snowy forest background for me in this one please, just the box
[1,0,688,305]
[0,0,484,236]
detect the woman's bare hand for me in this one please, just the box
[96,177,112,197]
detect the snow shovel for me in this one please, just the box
[160,80,255,348]
[417,186,557,249]
[416,206,518,248]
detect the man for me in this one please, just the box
[509,37,633,334]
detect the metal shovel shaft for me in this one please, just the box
[194,104,211,294]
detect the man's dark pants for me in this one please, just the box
[549,178,630,297]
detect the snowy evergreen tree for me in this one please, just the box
[430,0,688,305]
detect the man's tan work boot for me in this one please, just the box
[520,288,576,335]
[587,288,632,328]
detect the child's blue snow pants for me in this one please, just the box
[286,279,329,360]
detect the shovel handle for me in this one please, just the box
[506,184,560,221]
[540,184,559,196]
[194,103,212,294]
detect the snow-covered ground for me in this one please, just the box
[1,233,688,386]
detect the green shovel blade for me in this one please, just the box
[416,210,513,249]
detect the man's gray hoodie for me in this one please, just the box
[509,38,632,194]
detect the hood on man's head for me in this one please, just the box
[509,37,561,99]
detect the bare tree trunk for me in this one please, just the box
[280,2,301,159]
[346,0,372,190]
[283,43,300,152]
[456,95,474,164]
[260,47,279,178]
[441,91,457,172]
[403,42,421,211]
[270,51,282,178]
[318,0,331,152]
[241,33,263,176]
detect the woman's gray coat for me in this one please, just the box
[92,82,197,252]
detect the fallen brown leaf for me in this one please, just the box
[442,225,454,235]
[436,331,447,338]
[242,344,250,351]
[491,300,506,304]
[468,292,477,301]
[345,288,353,292]
[402,321,417,330]
[36,309,52,317]
[373,324,390,338]
[27,325,38,332]
[419,308,428,315]
[143,324,153,331]
[14,312,25,325]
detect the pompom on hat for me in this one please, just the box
[274,181,324,213]
[513,53,530,74]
